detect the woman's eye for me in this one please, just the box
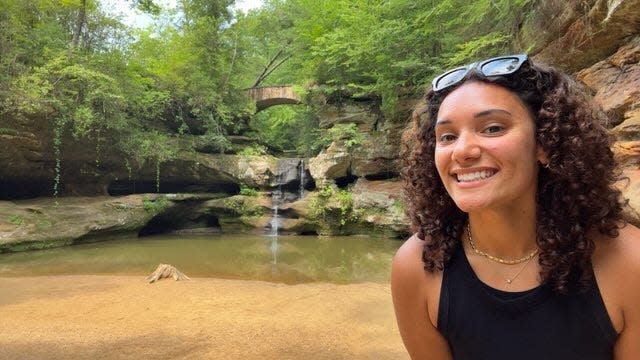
[483,125,504,134]
[438,134,456,143]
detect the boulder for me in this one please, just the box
[351,179,409,237]
[197,154,277,189]
[203,194,272,234]
[352,179,403,209]
[351,132,401,178]
[308,142,352,186]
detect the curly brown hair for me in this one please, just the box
[401,58,626,294]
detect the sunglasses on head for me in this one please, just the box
[431,54,529,92]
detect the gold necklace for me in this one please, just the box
[466,223,539,265]
[503,252,537,284]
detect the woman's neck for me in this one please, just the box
[467,205,538,260]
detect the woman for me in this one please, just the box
[392,54,640,359]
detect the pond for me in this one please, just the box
[0,234,403,284]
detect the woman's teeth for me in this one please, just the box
[457,170,496,182]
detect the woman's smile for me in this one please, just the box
[452,168,499,184]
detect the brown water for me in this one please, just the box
[0,234,402,284]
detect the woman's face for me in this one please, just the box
[434,81,546,213]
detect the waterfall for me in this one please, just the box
[299,158,305,199]
[269,187,281,236]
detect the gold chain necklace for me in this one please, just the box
[466,223,539,265]
[502,253,537,284]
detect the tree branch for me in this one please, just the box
[251,41,292,88]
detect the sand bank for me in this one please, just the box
[0,276,407,359]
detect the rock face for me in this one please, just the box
[575,35,640,221]
[0,195,162,252]
[576,36,640,131]
[308,143,352,186]
[350,179,409,237]
[521,0,640,72]
[274,181,408,238]
[0,118,279,198]
[309,96,409,186]
[203,195,272,234]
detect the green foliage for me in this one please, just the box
[4,50,126,196]
[0,0,245,196]
[309,185,356,227]
[195,132,233,154]
[260,0,534,116]
[120,130,177,192]
[36,219,53,229]
[238,144,268,156]
[309,123,364,153]
[142,196,170,213]
[249,105,320,155]
[133,0,162,15]
[0,128,18,136]
[239,185,260,196]
[391,199,406,217]
[8,215,24,226]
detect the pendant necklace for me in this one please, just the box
[502,253,537,284]
[467,223,539,284]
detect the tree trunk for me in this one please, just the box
[71,0,87,49]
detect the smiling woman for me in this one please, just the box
[393,55,640,359]
[434,82,543,213]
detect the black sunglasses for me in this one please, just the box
[431,54,529,92]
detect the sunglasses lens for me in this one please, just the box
[481,57,522,76]
[434,68,467,91]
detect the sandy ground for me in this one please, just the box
[0,276,408,360]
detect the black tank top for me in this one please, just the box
[437,245,617,360]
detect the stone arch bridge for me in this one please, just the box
[246,86,301,112]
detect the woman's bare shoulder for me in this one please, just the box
[393,234,440,284]
[593,223,640,273]
[391,234,452,359]
[392,233,444,325]
[593,223,640,357]
[592,224,640,329]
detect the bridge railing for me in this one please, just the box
[245,86,301,102]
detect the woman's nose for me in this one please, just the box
[452,132,481,163]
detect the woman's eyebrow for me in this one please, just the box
[435,109,511,127]
[435,119,451,127]
[474,109,512,118]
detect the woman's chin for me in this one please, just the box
[452,197,493,213]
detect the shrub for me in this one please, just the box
[239,185,260,197]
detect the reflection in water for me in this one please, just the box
[0,234,401,284]
[270,235,278,265]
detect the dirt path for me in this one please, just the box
[0,276,408,360]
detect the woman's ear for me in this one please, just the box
[536,144,549,167]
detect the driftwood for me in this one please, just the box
[146,264,191,284]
